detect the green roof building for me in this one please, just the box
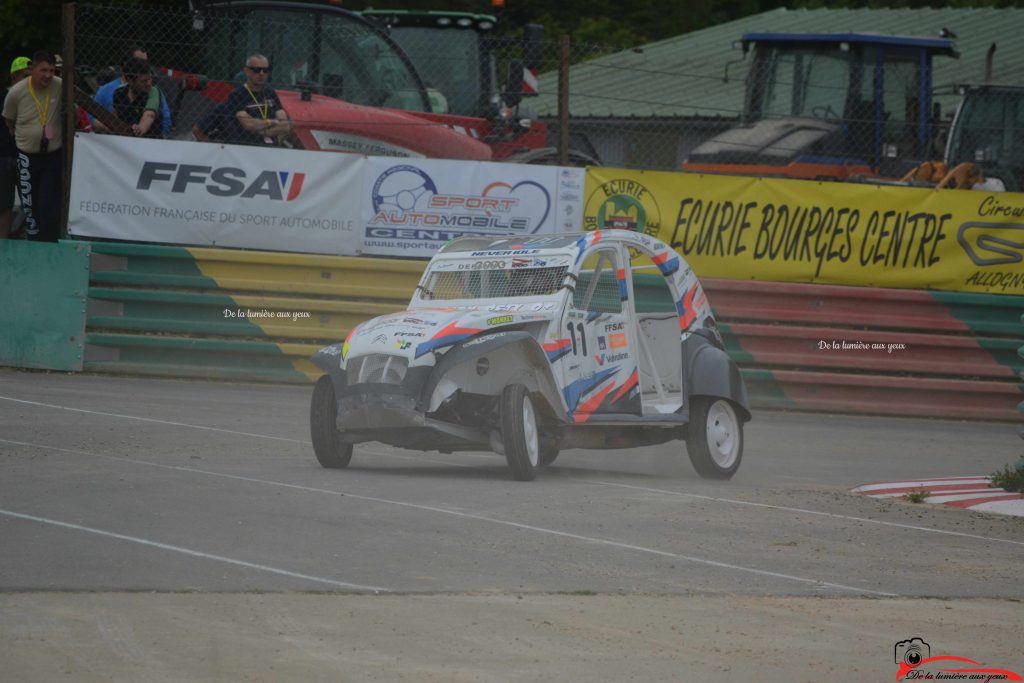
[533,7,1024,169]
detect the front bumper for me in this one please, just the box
[336,389,489,449]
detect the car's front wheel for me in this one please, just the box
[538,440,560,468]
[686,396,743,479]
[310,375,353,469]
[501,384,540,481]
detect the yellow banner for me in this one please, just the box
[584,168,1024,294]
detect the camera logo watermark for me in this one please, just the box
[894,636,1021,681]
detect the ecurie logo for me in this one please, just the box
[136,162,306,201]
[584,178,661,237]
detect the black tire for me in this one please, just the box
[501,384,540,481]
[310,375,353,469]
[686,396,743,480]
[538,438,560,468]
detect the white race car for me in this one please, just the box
[310,230,750,481]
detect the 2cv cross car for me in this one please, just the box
[310,230,750,481]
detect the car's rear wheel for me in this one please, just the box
[501,384,539,481]
[686,396,742,479]
[310,375,353,469]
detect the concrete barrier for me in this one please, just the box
[0,240,90,371]
[73,242,1024,421]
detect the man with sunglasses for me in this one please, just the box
[223,54,291,146]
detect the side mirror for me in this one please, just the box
[504,59,525,109]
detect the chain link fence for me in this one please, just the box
[69,3,1017,183]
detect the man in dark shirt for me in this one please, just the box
[223,54,291,146]
[94,57,164,138]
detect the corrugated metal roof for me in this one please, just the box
[534,7,1024,119]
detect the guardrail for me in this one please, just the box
[85,242,422,383]
[705,280,1023,421]
[82,242,1024,421]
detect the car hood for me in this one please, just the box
[344,303,559,365]
[686,116,841,165]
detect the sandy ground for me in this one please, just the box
[2,593,1022,682]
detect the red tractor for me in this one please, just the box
[90,1,597,164]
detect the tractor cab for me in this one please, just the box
[202,1,431,112]
[361,10,501,117]
[363,10,546,123]
[945,84,1024,192]
[684,33,958,181]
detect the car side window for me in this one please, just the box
[573,249,622,313]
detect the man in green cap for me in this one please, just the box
[3,50,63,242]
[0,56,31,238]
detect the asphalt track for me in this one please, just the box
[1,368,1022,681]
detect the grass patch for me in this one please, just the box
[990,463,1024,493]
[904,489,929,504]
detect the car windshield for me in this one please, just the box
[420,262,569,300]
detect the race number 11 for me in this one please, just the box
[567,322,588,356]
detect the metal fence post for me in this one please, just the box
[558,34,570,166]
[62,2,76,240]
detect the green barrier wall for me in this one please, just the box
[15,238,1010,422]
[0,240,90,371]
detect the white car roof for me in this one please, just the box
[436,230,673,259]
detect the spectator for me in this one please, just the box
[93,57,163,138]
[2,50,63,242]
[224,54,291,146]
[92,46,171,135]
[0,56,30,239]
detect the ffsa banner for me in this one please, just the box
[360,158,586,257]
[584,167,1024,294]
[68,134,363,255]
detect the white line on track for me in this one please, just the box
[5,397,1019,569]
[574,480,1024,548]
[2,438,895,597]
[0,508,388,593]
[0,396,308,444]
[3,392,1020,551]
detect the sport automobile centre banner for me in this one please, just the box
[361,157,586,258]
[584,167,1024,294]
[69,134,363,255]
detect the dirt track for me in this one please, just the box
[3,594,1022,682]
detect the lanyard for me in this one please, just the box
[27,79,51,128]
[245,85,269,120]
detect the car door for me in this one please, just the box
[559,245,641,422]
[625,244,686,416]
